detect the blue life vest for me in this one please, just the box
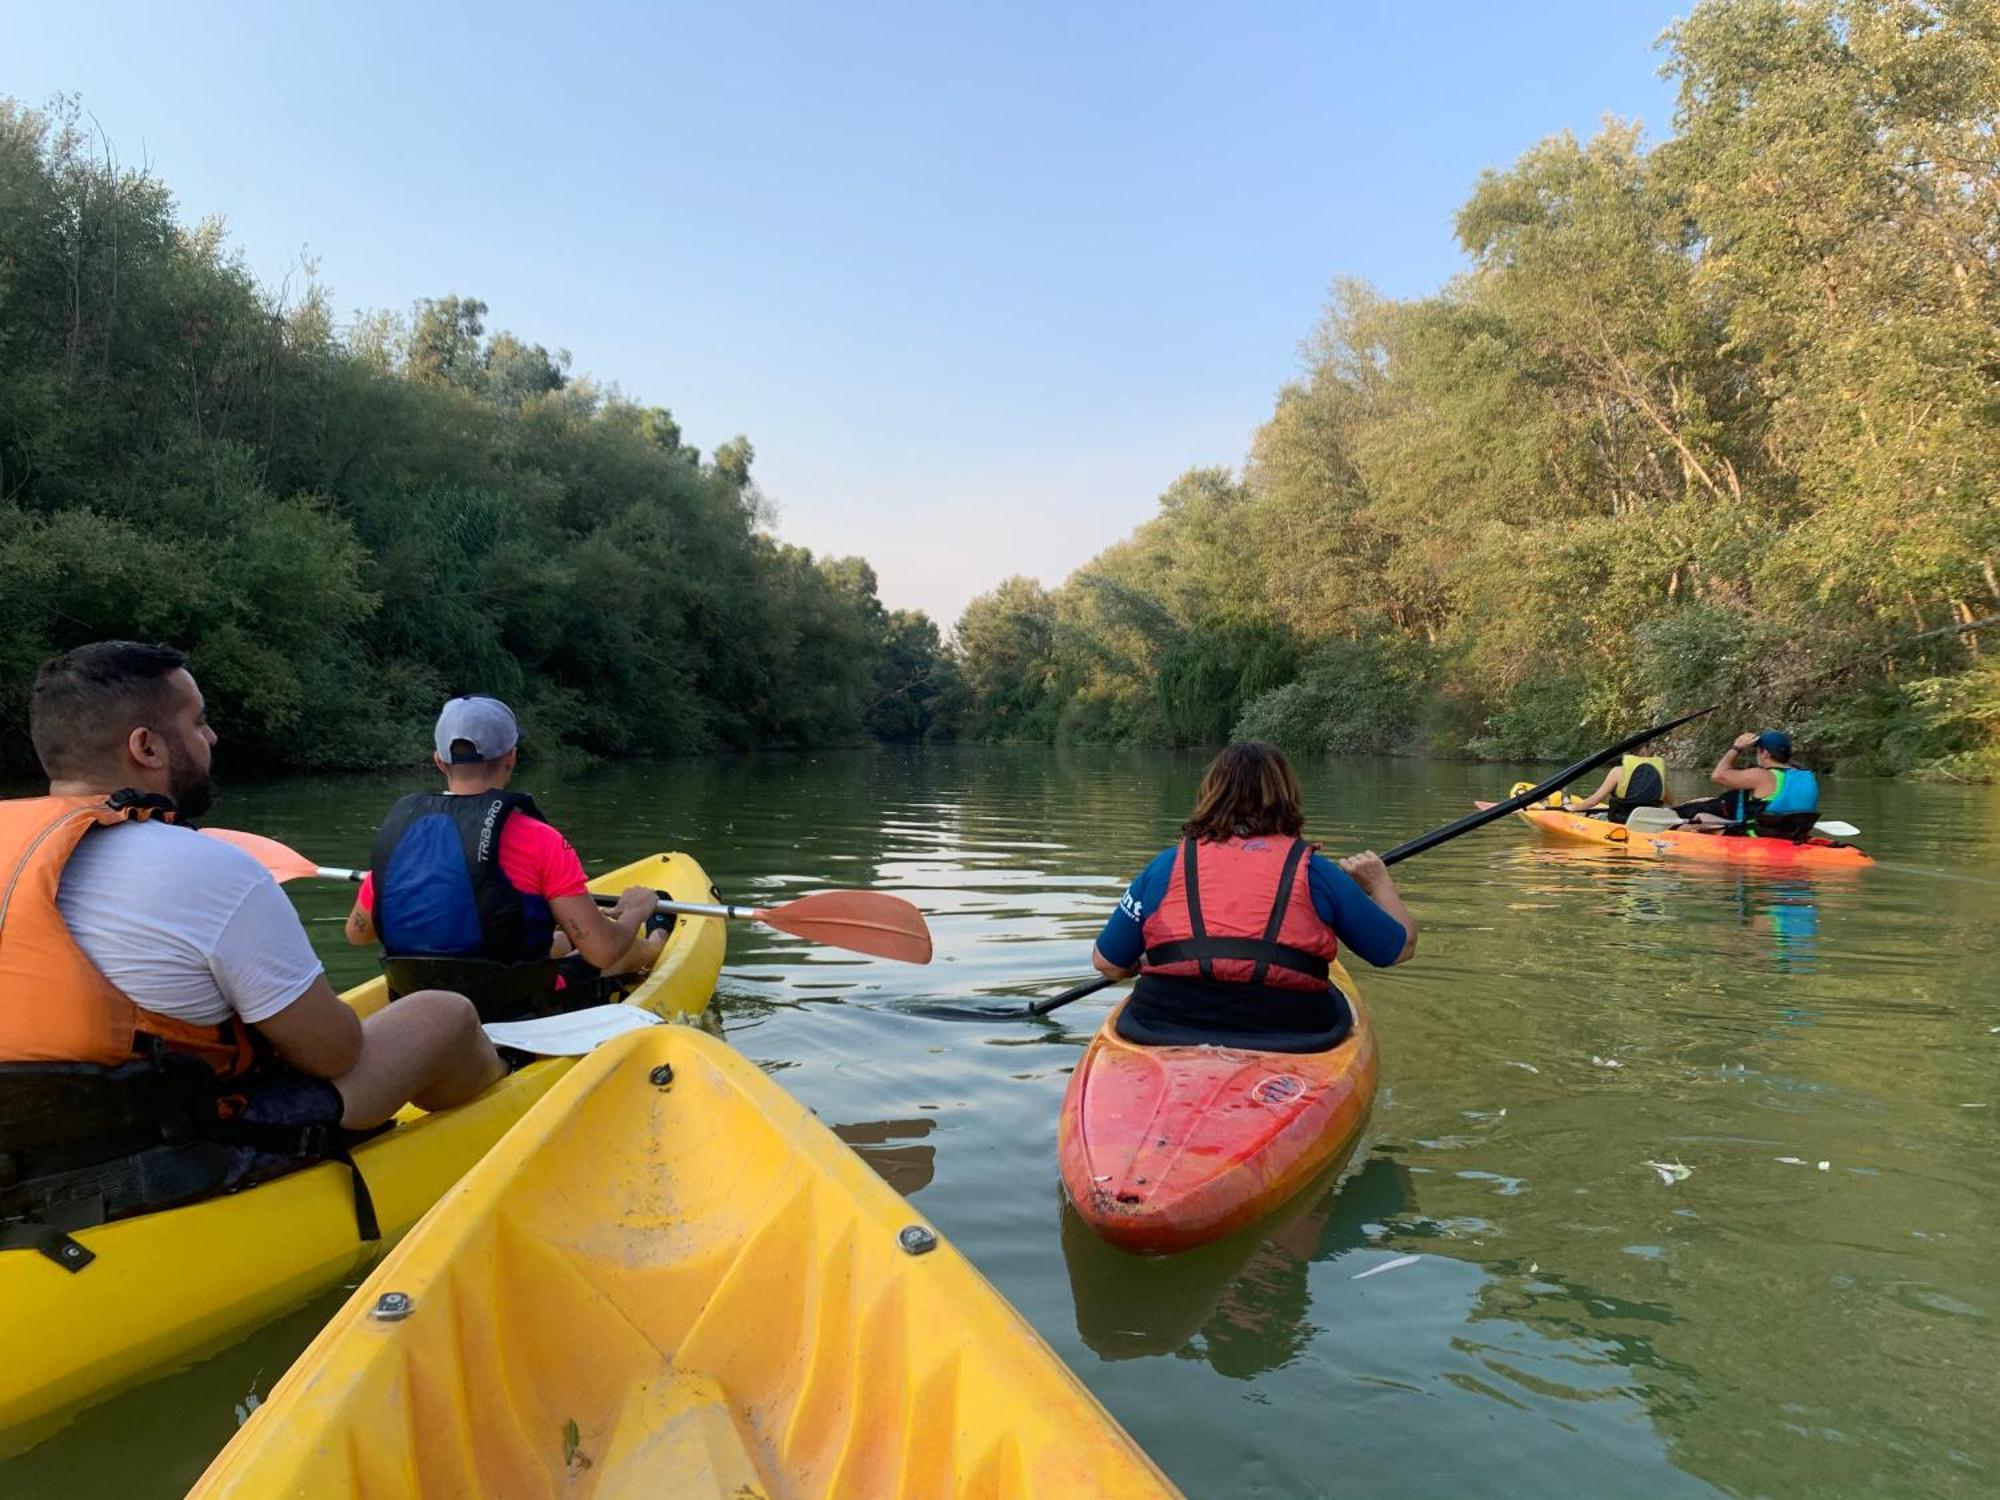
[368,791,554,961]
[1761,767,1819,818]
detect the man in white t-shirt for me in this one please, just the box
[8,641,504,1147]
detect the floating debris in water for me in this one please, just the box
[1643,1159,1693,1185]
[1352,1254,1420,1281]
[233,1369,265,1427]
[1777,1156,1808,1166]
[1817,1161,1831,1171]
[1591,1056,1624,1069]
[1506,1060,1540,1074]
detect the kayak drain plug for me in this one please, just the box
[648,1064,674,1088]
[371,1292,415,1322]
[898,1225,938,1256]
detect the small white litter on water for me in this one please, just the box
[1506,1061,1540,1074]
[1776,1156,1807,1165]
[1529,1262,1539,1273]
[1352,1254,1420,1281]
[1643,1160,1693,1185]
[1591,1056,1624,1069]
[1817,1161,1831,1171]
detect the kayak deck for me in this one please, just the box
[1477,793,1873,867]
[0,851,724,1452]
[1059,961,1377,1255]
[191,1027,1181,1500]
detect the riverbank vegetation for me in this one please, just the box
[953,0,2000,777]
[0,99,958,773]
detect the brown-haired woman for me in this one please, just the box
[1089,741,1416,1050]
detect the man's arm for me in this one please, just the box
[252,975,364,1078]
[1711,733,1774,795]
[344,900,376,947]
[548,888,654,969]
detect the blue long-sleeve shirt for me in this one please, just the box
[1095,843,1408,972]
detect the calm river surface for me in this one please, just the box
[5,746,1996,1498]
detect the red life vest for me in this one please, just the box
[1139,835,1337,993]
[0,794,258,1077]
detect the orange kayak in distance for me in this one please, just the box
[1058,962,1377,1256]
[1475,796,1874,868]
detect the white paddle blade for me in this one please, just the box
[1813,820,1860,839]
[1623,807,1683,832]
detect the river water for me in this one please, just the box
[4,746,1996,1498]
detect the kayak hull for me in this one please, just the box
[0,852,724,1451]
[1058,961,1376,1256]
[191,1027,1181,1500]
[1477,794,1873,868]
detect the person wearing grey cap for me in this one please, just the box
[343,696,663,1017]
[1673,729,1824,838]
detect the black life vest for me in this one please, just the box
[369,791,560,1019]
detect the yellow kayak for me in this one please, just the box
[192,1025,1182,1500]
[0,852,724,1452]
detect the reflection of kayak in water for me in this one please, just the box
[1476,792,1873,869]
[1058,964,1377,1255]
[1062,1154,1413,1377]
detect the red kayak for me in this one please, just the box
[1058,961,1377,1255]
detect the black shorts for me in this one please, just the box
[220,1069,346,1191]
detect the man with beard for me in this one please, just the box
[0,642,506,1231]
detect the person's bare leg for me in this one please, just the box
[332,990,506,1129]
[612,927,667,975]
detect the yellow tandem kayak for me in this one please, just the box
[0,851,725,1452]
[191,1024,1183,1499]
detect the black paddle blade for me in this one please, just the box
[1380,704,1718,866]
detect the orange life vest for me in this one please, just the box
[1139,835,1338,993]
[0,794,258,1077]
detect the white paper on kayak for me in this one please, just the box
[482,1005,663,1056]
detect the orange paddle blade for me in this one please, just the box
[201,827,320,883]
[757,890,934,964]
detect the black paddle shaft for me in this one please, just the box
[1020,704,1717,1019]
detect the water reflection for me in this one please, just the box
[1061,1147,1403,1379]
[831,1118,938,1196]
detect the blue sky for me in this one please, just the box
[10,2,1685,625]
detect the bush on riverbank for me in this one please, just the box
[0,100,957,773]
[951,0,2000,778]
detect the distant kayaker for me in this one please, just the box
[1674,730,1822,838]
[344,695,664,1016]
[0,641,507,1242]
[1089,741,1415,1052]
[1563,753,1669,825]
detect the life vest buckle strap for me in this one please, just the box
[0,1192,106,1272]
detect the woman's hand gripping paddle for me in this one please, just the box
[202,828,935,964]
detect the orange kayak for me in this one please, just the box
[1058,963,1376,1255]
[1476,794,1874,868]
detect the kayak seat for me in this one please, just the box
[384,956,563,1022]
[1116,976,1355,1054]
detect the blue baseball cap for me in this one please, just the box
[434,696,519,762]
[1753,730,1792,757]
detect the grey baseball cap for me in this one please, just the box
[434,696,520,763]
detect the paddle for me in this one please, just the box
[1622,806,1861,840]
[203,828,935,964]
[982,704,1719,1021]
